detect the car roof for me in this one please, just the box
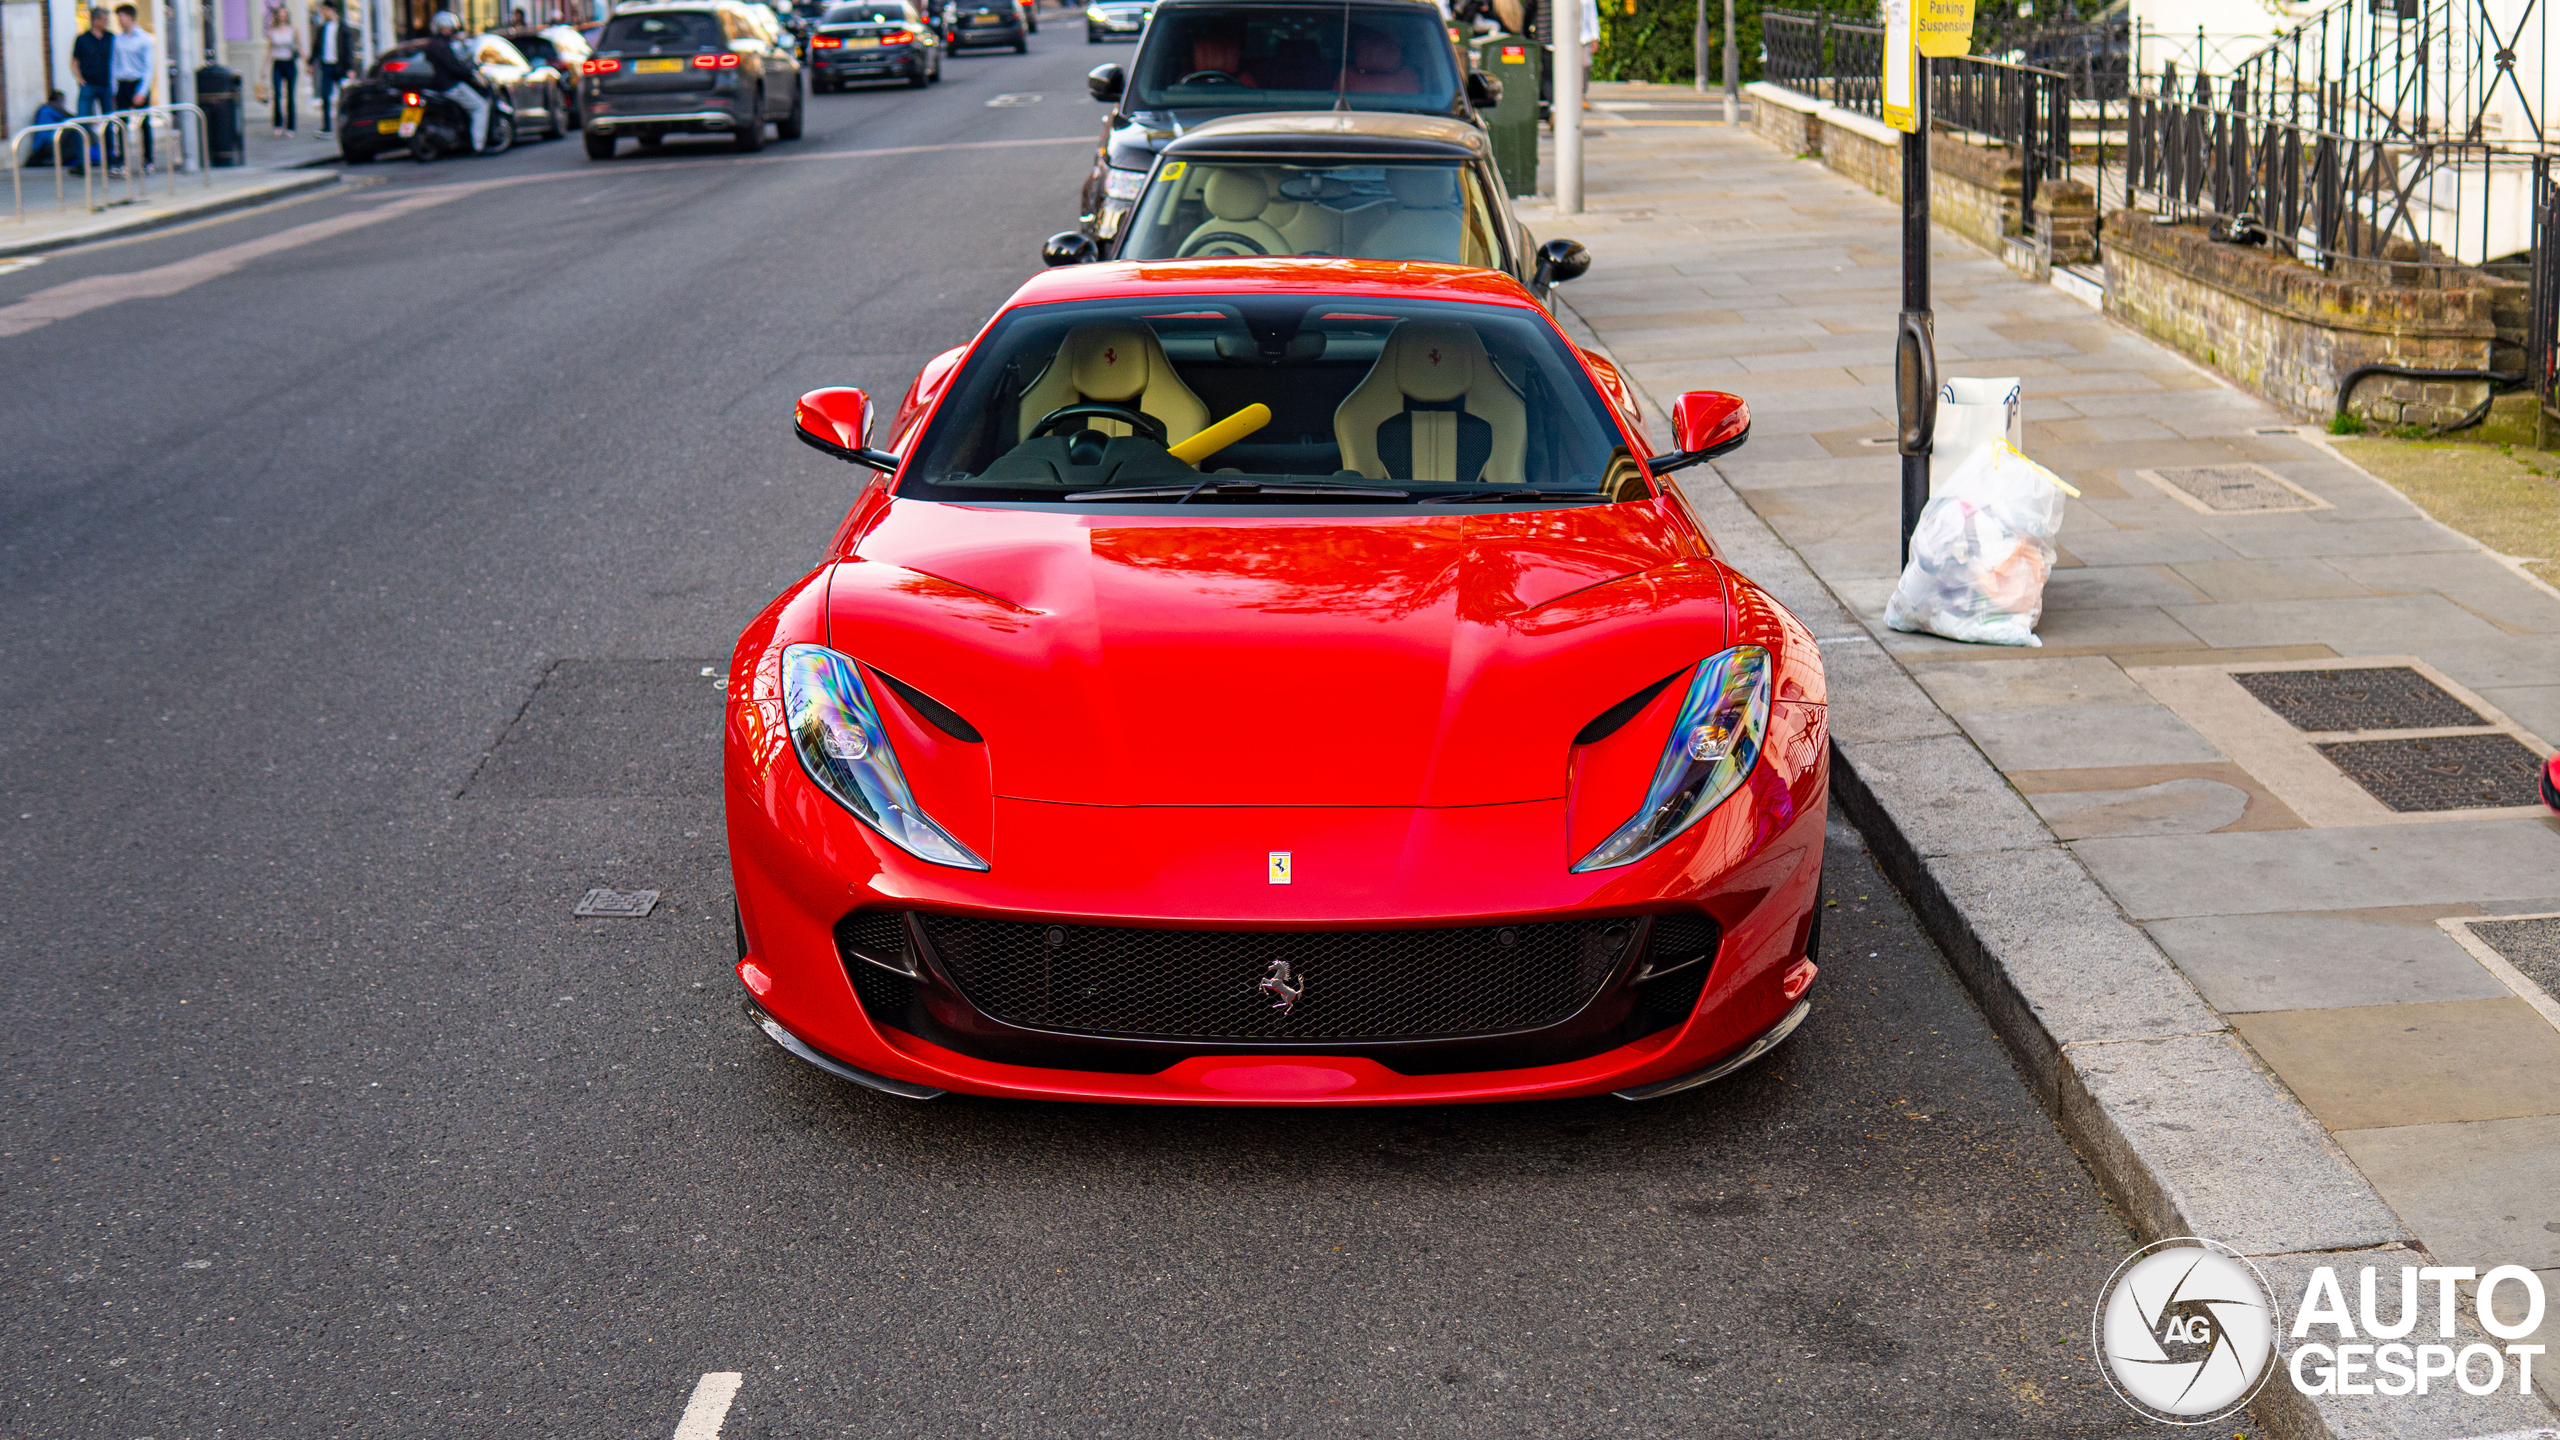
[1155,0,1439,8]
[1004,258,1538,311]
[1163,111,1486,161]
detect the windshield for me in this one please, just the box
[599,11,724,48]
[899,296,1631,506]
[1122,160,1503,268]
[823,3,905,17]
[1129,5,1460,115]
[513,35,559,60]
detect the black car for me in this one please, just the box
[809,0,943,89]
[500,23,594,125]
[943,0,1028,52]
[1078,0,1495,239]
[1085,0,1152,41]
[1062,110,1588,298]
[581,0,805,156]
[336,34,571,162]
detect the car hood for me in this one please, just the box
[825,499,1731,806]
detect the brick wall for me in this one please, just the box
[1746,84,1823,157]
[1757,98,2022,256]
[2103,214,2503,426]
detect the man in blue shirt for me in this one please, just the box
[27,90,90,171]
[109,3,156,173]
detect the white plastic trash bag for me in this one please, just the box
[1933,376,2023,471]
[1884,438,2081,647]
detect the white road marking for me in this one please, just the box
[0,188,461,338]
[672,1371,743,1439]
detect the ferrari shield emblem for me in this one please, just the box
[1268,851,1292,884]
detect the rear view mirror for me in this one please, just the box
[1650,391,1751,473]
[1466,70,1502,107]
[1087,62,1124,102]
[1534,238,1591,287]
[794,387,900,472]
[1043,230,1101,266]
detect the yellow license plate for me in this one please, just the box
[636,57,684,72]
[397,104,423,135]
[846,35,879,47]
[376,117,401,133]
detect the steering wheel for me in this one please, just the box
[1030,402,1166,444]
[1178,230,1271,257]
[1175,69,1234,84]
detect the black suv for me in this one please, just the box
[581,0,805,157]
[1077,0,1492,239]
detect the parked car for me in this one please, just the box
[1085,0,1150,41]
[336,34,569,162]
[500,23,594,126]
[580,0,805,157]
[1057,111,1587,300]
[729,258,1820,1106]
[809,0,942,88]
[1079,0,1498,239]
[2543,751,2560,813]
[942,0,1028,52]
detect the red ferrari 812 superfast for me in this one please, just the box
[724,258,1829,1105]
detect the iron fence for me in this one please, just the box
[2529,155,2560,427]
[1934,56,2076,214]
[2127,68,2539,271]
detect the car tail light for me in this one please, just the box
[692,51,740,67]
[582,55,620,73]
[878,30,911,42]
[401,90,421,104]
[812,33,841,45]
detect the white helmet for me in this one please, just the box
[430,9,459,28]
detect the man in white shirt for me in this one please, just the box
[109,4,157,173]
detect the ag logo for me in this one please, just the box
[2094,1238,2280,1425]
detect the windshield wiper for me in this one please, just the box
[1064,480,1413,502]
[1417,488,1608,504]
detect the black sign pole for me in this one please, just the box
[1895,54,1936,565]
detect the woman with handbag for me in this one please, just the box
[265,3,304,134]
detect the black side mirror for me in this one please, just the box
[1043,230,1101,267]
[1466,70,1502,107]
[1087,62,1124,102]
[1535,237,1591,288]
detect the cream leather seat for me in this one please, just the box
[1352,167,1464,262]
[1017,323,1212,447]
[1178,170,1295,257]
[1333,321,1527,485]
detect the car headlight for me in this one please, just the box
[1085,4,1105,16]
[1103,165,1147,202]
[1570,646,1771,873]
[782,643,988,871]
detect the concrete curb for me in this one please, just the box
[1543,292,2560,1440]
[1,170,342,257]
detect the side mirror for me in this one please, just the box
[1043,230,1102,266]
[1087,62,1124,102]
[1534,237,1591,287]
[1649,391,1750,473]
[1466,70,1502,107]
[794,387,900,472]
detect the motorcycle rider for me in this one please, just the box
[421,10,492,152]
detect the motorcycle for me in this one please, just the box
[397,84,516,163]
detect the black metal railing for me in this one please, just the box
[2528,155,2560,426]
[1933,56,2075,214]
[1763,9,1835,97]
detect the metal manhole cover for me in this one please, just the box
[575,887,661,918]
[2315,734,2549,811]
[2233,666,2488,731]
[2137,463,2325,512]
[2467,916,2560,1002]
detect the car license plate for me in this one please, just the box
[396,104,423,136]
[846,35,878,46]
[635,56,683,72]
[376,117,401,133]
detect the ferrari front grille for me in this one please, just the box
[908,914,1640,1042]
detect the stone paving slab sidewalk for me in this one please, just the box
[1526,112,2560,1439]
[3,122,346,258]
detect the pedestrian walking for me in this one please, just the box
[312,2,355,132]
[109,4,157,173]
[266,3,305,135]
[71,7,116,120]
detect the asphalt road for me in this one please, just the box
[2,24,2172,1437]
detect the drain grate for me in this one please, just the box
[2315,733,2549,810]
[2234,666,2489,732]
[2138,464,2324,512]
[2466,916,2560,1003]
